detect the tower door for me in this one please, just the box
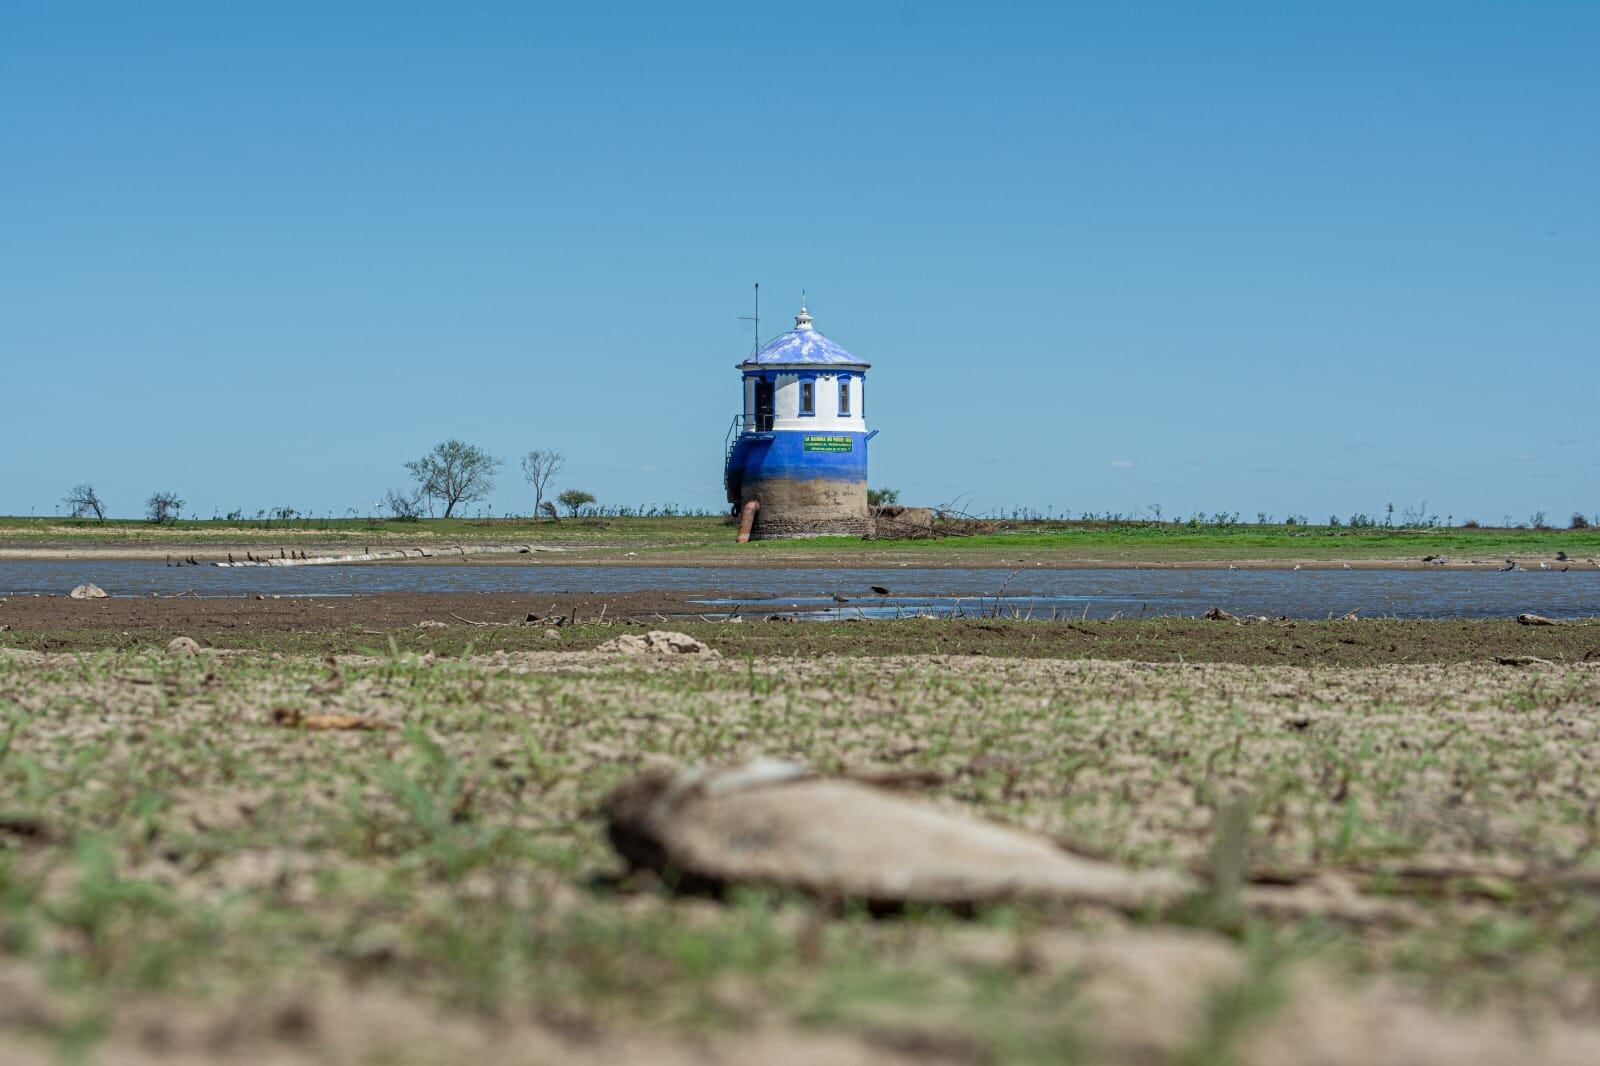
[754,380,774,431]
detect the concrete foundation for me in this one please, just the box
[742,475,870,540]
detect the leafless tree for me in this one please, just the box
[404,439,501,519]
[63,483,106,521]
[145,491,185,524]
[383,486,426,521]
[520,449,564,519]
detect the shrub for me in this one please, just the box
[1573,513,1591,530]
[557,489,597,517]
[867,487,901,507]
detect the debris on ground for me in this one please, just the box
[417,619,449,629]
[1494,654,1555,667]
[603,759,1190,910]
[1202,606,1237,621]
[68,583,108,599]
[597,631,720,657]
[1517,613,1567,626]
[270,707,387,731]
[166,636,202,657]
[1243,871,1419,926]
[543,628,562,640]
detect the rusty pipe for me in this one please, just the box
[736,499,760,544]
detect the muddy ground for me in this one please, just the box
[4,644,1600,1063]
[0,590,713,634]
[3,594,1598,667]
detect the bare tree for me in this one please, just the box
[520,449,564,519]
[63,483,106,521]
[145,491,185,524]
[383,486,426,521]
[404,440,502,518]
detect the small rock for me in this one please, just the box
[1202,607,1236,621]
[165,636,201,657]
[597,630,719,657]
[68,583,108,600]
[543,628,562,640]
[417,619,449,629]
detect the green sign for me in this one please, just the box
[803,435,854,453]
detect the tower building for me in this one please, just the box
[724,299,875,539]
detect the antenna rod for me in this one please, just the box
[739,282,762,355]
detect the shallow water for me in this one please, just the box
[1,560,1596,620]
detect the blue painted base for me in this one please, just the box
[726,430,869,507]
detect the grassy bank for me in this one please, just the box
[3,643,1600,1062]
[3,514,1598,566]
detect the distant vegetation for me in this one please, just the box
[404,439,502,519]
[556,489,597,517]
[61,483,105,521]
[39,468,1598,535]
[5,513,1599,567]
[520,449,564,518]
[144,490,185,525]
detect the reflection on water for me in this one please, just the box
[0,560,1596,620]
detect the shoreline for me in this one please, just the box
[1,544,1592,571]
[3,599,1597,666]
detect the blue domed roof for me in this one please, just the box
[739,303,869,369]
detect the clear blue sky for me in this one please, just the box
[3,2,1595,523]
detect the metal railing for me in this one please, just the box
[728,412,775,435]
[724,413,774,496]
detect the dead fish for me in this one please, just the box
[603,759,1191,911]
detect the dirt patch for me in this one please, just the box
[3,598,1598,666]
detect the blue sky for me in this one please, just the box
[3,2,1595,523]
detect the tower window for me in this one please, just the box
[838,378,851,416]
[799,381,815,415]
